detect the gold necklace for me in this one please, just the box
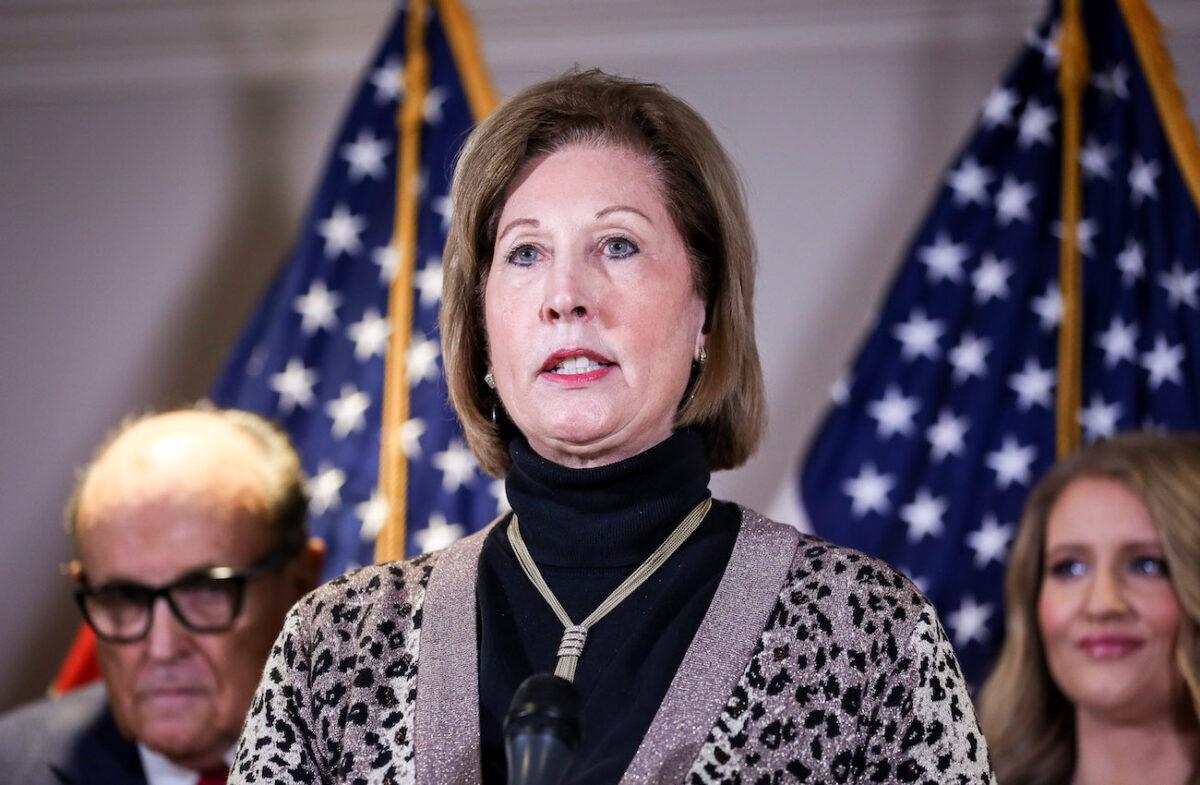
[506,497,713,682]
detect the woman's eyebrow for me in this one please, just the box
[595,205,653,224]
[497,217,539,241]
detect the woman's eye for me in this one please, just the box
[506,244,541,266]
[1048,558,1087,578]
[601,237,638,259]
[1130,556,1170,577]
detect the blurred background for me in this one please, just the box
[2,0,1198,712]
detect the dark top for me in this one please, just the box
[0,683,147,785]
[476,430,741,785]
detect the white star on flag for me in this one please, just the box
[406,336,441,386]
[1026,23,1061,67]
[1080,136,1115,180]
[1017,99,1057,148]
[355,491,390,542]
[949,333,991,382]
[946,156,992,206]
[307,463,346,515]
[293,281,341,335]
[1079,394,1123,442]
[1096,316,1139,368]
[1009,358,1056,410]
[971,253,1012,303]
[326,384,371,439]
[917,233,970,284]
[948,597,993,647]
[347,308,391,361]
[415,258,444,307]
[1141,336,1184,389]
[1158,262,1200,310]
[987,436,1037,489]
[893,309,944,361]
[341,129,391,181]
[317,204,367,259]
[398,417,427,457]
[1128,154,1161,205]
[1116,238,1145,284]
[370,57,404,103]
[1051,218,1100,257]
[269,358,318,413]
[490,479,510,514]
[867,386,920,439]
[966,517,1013,568]
[433,440,478,492]
[373,245,400,283]
[843,463,896,518]
[900,488,947,542]
[423,86,449,124]
[831,373,851,406]
[1091,62,1130,99]
[981,86,1018,128]
[414,512,465,554]
[432,195,453,231]
[926,409,969,462]
[995,176,1036,225]
[1031,282,1063,331]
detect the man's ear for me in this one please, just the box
[292,537,326,594]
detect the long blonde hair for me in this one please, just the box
[977,432,1200,785]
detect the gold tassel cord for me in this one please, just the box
[1117,0,1200,213]
[1054,0,1089,460]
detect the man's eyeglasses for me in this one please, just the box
[73,542,300,644]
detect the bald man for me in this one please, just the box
[0,408,323,785]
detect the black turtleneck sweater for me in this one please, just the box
[476,430,741,785]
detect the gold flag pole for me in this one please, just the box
[376,0,431,564]
[1055,0,1089,459]
[375,0,497,563]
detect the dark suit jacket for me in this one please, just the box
[0,683,145,785]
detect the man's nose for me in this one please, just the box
[144,596,189,660]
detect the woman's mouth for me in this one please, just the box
[540,349,614,381]
[1075,634,1144,659]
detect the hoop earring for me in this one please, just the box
[696,346,708,366]
[484,369,496,389]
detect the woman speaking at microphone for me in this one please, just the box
[231,69,994,784]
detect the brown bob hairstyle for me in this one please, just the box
[440,69,766,477]
[977,432,1200,785]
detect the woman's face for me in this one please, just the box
[483,144,706,468]
[1037,476,1185,723]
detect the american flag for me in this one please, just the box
[210,0,502,578]
[801,0,1200,685]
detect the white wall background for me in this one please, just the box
[2,0,1199,713]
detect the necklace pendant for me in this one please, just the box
[557,625,588,659]
[554,625,589,682]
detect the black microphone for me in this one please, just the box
[503,673,581,785]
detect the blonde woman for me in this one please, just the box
[979,433,1200,785]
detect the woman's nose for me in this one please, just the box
[1084,568,1131,618]
[541,257,594,323]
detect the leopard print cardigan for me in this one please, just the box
[231,508,994,784]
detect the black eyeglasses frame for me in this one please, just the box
[73,540,301,644]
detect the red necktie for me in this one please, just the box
[196,765,229,785]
